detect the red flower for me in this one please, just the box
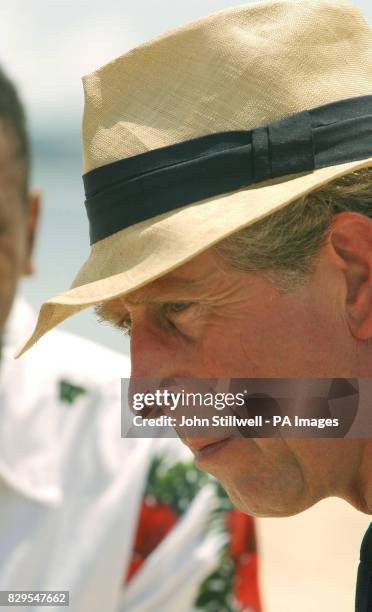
[226,511,261,611]
[226,510,256,559]
[126,553,144,582]
[234,553,261,612]
[125,498,178,582]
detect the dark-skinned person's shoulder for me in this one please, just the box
[0,295,134,504]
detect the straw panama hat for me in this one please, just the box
[17,0,372,357]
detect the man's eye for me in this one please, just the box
[118,304,194,335]
[164,302,193,316]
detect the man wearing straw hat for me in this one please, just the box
[18,0,372,608]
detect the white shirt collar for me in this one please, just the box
[1,295,37,352]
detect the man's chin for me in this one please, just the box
[193,446,308,517]
[219,480,316,518]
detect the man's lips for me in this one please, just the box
[184,437,233,461]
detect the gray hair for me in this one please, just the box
[215,167,372,291]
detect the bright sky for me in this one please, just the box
[0,0,247,130]
[1,0,371,131]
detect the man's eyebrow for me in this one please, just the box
[125,276,205,305]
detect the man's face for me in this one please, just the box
[101,227,371,516]
[0,120,36,340]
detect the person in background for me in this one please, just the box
[0,66,261,611]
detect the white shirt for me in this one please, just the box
[0,298,237,612]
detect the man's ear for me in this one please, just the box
[23,189,40,277]
[329,212,372,341]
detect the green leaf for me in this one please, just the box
[59,380,87,405]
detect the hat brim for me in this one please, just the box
[16,157,372,357]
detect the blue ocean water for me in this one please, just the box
[21,129,130,357]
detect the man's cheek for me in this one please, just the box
[201,330,251,377]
